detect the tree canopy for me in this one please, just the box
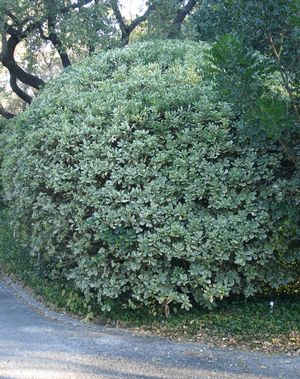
[0,0,199,116]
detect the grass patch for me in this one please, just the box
[0,206,299,354]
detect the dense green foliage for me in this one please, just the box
[1,207,298,353]
[192,0,300,164]
[192,1,300,270]
[2,41,299,313]
[0,118,9,205]
[0,206,89,314]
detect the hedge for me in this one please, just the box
[1,40,299,312]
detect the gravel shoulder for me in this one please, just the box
[0,274,299,379]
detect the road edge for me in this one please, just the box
[0,272,81,326]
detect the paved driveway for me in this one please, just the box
[0,276,299,379]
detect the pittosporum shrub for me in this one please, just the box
[2,40,299,312]
[0,117,9,206]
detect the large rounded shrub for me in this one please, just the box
[2,41,298,311]
[0,118,10,206]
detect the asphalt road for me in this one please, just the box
[0,276,299,379]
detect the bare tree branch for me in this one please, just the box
[1,31,8,57]
[3,36,45,90]
[60,0,94,14]
[0,103,15,119]
[6,10,18,23]
[168,0,198,38]
[111,0,155,45]
[9,74,33,104]
[3,0,155,103]
[176,0,198,25]
[1,0,96,103]
[128,4,156,34]
[110,0,129,43]
[47,12,72,67]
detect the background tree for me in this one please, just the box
[190,0,299,123]
[0,0,199,117]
